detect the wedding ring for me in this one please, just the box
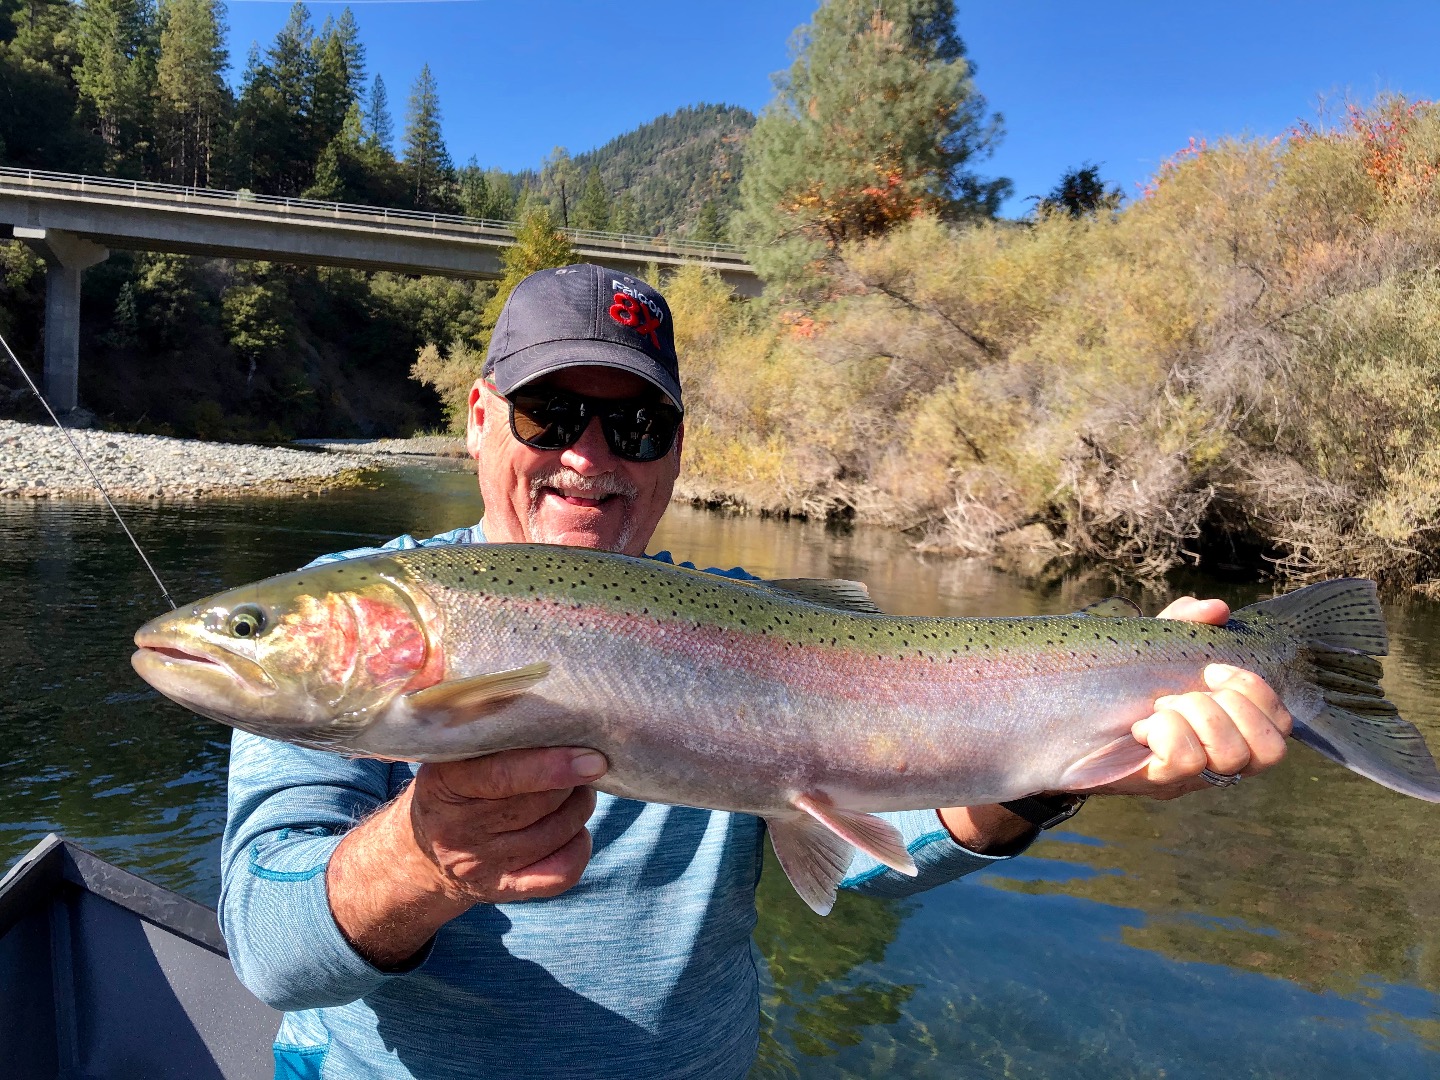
[1200,768,1242,788]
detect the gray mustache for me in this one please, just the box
[530,468,639,502]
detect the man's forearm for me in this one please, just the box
[937,803,1038,856]
[327,786,473,970]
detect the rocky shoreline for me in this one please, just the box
[0,420,384,500]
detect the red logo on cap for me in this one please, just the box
[609,292,662,350]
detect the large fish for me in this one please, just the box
[132,543,1440,914]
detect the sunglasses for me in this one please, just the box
[500,385,683,463]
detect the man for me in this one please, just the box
[221,264,1291,1079]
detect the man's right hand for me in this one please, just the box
[327,747,607,969]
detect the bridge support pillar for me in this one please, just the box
[15,228,108,414]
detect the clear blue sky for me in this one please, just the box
[223,0,1440,217]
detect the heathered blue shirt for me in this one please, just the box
[219,523,1024,1079]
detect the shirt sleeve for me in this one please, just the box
[839,809,1036,899]
[218,729,428,1010]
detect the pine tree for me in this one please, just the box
[364,73,392,153]
[690,199,721,243]
[310,19,352,154]
[74,0,157,171]
[735,0,1010,294]
[610,191,639,236]
[573,164,611,231]
[540,146,577,227]
[333,6,365,102]
[479,206,575,346]
[403,63,454,211]
[155,0,229,186]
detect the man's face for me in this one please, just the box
[467,366,682,556]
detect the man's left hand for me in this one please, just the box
[1086,595,1293,800]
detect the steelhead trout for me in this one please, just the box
[132,543,1440,914]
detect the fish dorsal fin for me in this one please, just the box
[1074,597,1143,618]
[402,663,551,727]
[764,578,885,614]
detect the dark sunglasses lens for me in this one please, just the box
[509,394,587,449]
[603,402,681,462]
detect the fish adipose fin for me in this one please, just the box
[1056,734,1154,790]
[767,795,917,916]
[401,663,552,727]
[764,578,886,614]
[1233,579,1440,802]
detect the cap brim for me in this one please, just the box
[488,339,683,410]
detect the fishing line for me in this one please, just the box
[1,332,177,610]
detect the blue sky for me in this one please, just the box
[222,1,1440,217]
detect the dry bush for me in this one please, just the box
[678,96,1440,588]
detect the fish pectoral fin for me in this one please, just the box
[763,578,886,614]
[1073,597,1143,618]
[400,663,551,727]
[1056,734,1154,790]
[792,793,917,877]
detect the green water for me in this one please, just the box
[1,462,1437,1078]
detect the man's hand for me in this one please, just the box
[1086,596,1293,800]
[328,747,607,969]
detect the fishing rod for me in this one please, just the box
[1,332,177,610]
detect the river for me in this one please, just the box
[2,461,1437,1078]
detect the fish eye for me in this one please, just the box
[227,604,268,639]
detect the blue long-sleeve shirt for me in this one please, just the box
[220,523,1025,1079]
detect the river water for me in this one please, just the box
[2,461,1437,1078]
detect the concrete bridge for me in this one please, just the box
[0,167,759,413]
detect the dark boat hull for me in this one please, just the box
[0,834,278,1079]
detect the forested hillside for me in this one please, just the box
[575,104,753,239]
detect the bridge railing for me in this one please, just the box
[0,166,750,264]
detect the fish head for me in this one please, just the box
[131,559,443,748]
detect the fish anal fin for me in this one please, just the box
[1057,734,1153,790]
[402,662,551,727]
[1074,597,1142,618]
[764,578,885,614]
[766,814,854,916]
[792,793,917,877]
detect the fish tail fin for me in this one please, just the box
[1234,579,1440,802]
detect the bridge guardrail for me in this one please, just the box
[0,166,750,265]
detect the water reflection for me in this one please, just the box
[1,467,1437,1077]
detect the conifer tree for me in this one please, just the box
[75,0,157,170]
[610,191,640,236]
[573,164,611,231]
[156,0,229,186]
[540,146,577,227]
[403,63,454,211]
[310,19,352,154]
[479,206,575,344]
[364,73,392,153]
[735,0,1009,294]
[690,199,721,243]
[333,7,365,101]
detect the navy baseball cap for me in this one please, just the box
[482,263,683,410]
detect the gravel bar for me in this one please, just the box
[293,435,467,457]
[0,419,382,501]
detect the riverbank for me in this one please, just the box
[0,420,377,500]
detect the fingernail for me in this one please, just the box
[1205,663,1239,684]
[1154,695,1177,709]
[570,750,607,780]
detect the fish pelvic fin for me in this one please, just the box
[1234,579,1440,802]
[766,795,917,916]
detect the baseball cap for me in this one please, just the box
[482,263,683,410]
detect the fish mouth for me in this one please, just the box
[132,631,277,695]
